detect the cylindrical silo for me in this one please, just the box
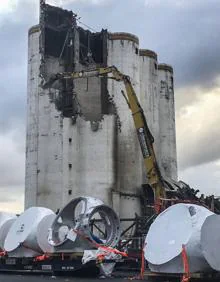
[25,25,41,208]
[26,25,116,212]
[139,49,160,183]
[107,32,142,219]
[26,25,67,211]
[4,207,55,257]
[158,64,177,180]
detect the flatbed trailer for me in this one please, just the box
[0,256,99,276]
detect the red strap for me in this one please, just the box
[181,244,190,282]
[140,244,145,279]
[154,199,162,214]
[72,229,128,257]
[34,254,50,261]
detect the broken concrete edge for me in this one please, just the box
[139,49,158,60]
[158,63,173,73]
[108,32,139,45]
[28,25,40,36]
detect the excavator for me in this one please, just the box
[42,66,173,214]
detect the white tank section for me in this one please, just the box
[145,204,213,273]
[107,33,142,219]
[36,213,56,254]
[139,49,160,183]
[201,214,220,271]
[4,207,54,257]
[0,213,17,251]
[158,64,177,180]
[48,197,121,253]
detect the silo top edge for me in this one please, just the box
[158,63,173,73]
[108,32,139,44]
[139,49,157,60]
[28,25,40,36]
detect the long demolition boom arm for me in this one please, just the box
[43,66,166,211]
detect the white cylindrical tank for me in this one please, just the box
[4,207,54,257]
[139,49,160,183]
[36,213,56,254]
[145,204,213,273]
[201,214,220,271]
[107,32,142,219]
[0,213,17,251]
[158,64,177,180]
[48,197,121,253]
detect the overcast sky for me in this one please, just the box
[0,0,220,213]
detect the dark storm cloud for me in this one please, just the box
[1,0,220,201]
[66,0,220,89]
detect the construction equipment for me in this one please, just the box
[43,66,167,213]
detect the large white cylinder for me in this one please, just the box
[4,207,54,257]
[36,214,56,254]
[48,197,121,253]
[158,64,177,180]
[145,204,213,273]
[139,49,160,183]
[0,213,17,251]
[201,214,220,271]
[107,32,142,219]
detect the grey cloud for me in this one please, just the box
[64,0,220,89]
[176,89,220,170]
[0,0,38,132]
[1,0,220,203]
[179,161,220,196]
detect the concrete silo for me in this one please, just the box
[26,25,65,210]
[25,3,178,220]
[26,4,116,211]
[107,33,142,218]
[26,25,40,208]
[158,64,177,180]
[139,49,160,183]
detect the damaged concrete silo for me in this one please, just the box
[158,64,178,180]
[25,2,178,222]
[139,49,160,183]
